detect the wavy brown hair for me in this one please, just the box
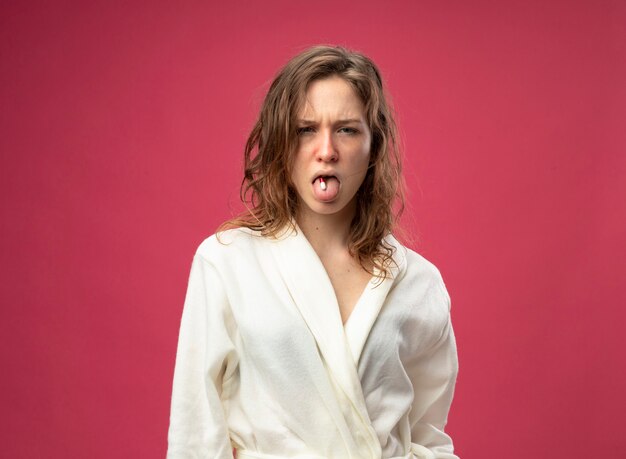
[216,44,409,282]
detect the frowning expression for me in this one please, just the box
[290,76,372,218]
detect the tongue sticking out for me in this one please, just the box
[313,176,340,202]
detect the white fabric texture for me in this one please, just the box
[166,220,460,459]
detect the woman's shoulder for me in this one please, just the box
[193,226,263,264]
[393,239,451,310]
[404,246,445,283]
[387,234,444,283]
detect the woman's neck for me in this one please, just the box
[294,203,356,257]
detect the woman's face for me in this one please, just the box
[290,76,372,220]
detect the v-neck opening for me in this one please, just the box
[290,219,379,330]
[268,218,407,388]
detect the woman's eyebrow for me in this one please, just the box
[297,118,363,124]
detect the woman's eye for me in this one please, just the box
[339,127,358,134]
[297,126,358,135]
[297,127,314,135]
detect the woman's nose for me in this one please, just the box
[316,130,338,162]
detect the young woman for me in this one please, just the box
[167,45,460,459]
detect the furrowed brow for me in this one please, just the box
[297,118,363,124]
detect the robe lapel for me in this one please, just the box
[344,234,407,366]
[268,220,366,411]
[267,218,408,456]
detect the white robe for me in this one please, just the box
[166,220,460,459]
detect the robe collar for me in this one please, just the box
[266,217,408,452]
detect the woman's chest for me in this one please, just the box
[321,256,374,326]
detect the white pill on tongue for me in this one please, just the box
[313,176,340,202]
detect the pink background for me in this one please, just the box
[1,1,624,457]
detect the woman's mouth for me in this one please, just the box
[312,175,340,202]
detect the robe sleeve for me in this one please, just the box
[408,278,460,459]
[167,249,239,459]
